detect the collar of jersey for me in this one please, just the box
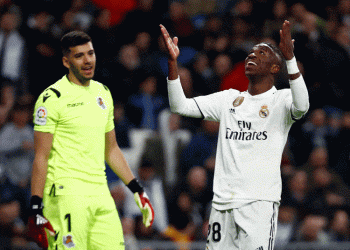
[244,86,277,99]
[65,75,91,90]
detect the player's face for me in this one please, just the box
[245,43,279,77]
[63,42,96,84]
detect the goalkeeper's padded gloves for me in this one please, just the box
[27,195,55,249]
[127,178,155,227]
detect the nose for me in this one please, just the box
[84,54,93,64]
[247,52,256,59]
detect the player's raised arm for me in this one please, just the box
[159,24,203,118]
[279,20,300,80]
[279,20,309,117]
[160,24,179,80]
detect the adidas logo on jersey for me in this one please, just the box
[36,214,49,225]
[229,108,236,114]
[255,247,263,250]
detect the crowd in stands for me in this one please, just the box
[1,0,350,249]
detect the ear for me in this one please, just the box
[271,64,280,74]
[62,56,70,69]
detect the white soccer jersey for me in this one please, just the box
[194,86,296,210]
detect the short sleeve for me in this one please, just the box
[105,89,115,133]
[33,89,60,134]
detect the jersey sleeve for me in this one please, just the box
[282,90,297,125]
[33,88,60,134]
[105,86,115,133]
[194,89,236,122]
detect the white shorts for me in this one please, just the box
[206,201,279,250]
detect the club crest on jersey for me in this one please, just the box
[63,234,75,248]
[96,97,107,110]
[259,105,269,118]
[35,106,48,125]
[233,96,244,107]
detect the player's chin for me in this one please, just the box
[245,70,254,77]
[82,71,95,80]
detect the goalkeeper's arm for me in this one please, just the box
[28,131,55,248]
[105,129,154,227]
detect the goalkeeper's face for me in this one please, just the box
[63,41,96,84]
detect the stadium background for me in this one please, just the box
[0,0,350,249]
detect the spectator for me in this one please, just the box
[162,1,199,48]
[88,8,117,64]
[121,159,168,248]
[158,109,192,187]
[274,205,298,248]
[328,209,350,241]
[0,84,15,128]
[51,0,95,38]
[167,166,213,246]
[281,170,310,222]
[97,43,145,103]
[294,214,331,243]
[289,108,328,167]
[209,53,233,94]
[328,111,350,183]
[165,191,197,249]
[219,60,249,92]
[114,101,135,149]
[24,10,62,98]
[179,119,219,179]
[263,0,289,39]
[174,67,202,133]
[301,147,350,220]
[126,75,167,130]
[0,172,27,249]
[117,0,164,45]
[190,52,216,95]
[0,104,34,191]
[0,8,30,98]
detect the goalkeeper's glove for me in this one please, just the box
[27,195,55,249]
[127,178,155,227]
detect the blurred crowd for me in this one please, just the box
[1,0,350,249]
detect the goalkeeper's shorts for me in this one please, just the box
[43,192,124,250]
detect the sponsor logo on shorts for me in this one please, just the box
[63,234,75,248]
[35,106,48,125]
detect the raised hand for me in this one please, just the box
[160,24,180,61]
[279,20,294,60]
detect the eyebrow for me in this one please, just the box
[258,44,273,51]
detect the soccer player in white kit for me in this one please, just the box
[160,20,309,250]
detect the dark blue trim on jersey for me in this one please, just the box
[49,87,61,98]
[193,98,204,119]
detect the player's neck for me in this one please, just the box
[67,73,90,87]
[247,78,274,96]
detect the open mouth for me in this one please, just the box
[247,61,257,66]
[82,66,93,73]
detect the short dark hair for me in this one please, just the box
[60,31,92,55]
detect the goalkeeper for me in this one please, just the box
[28,31,154,250]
